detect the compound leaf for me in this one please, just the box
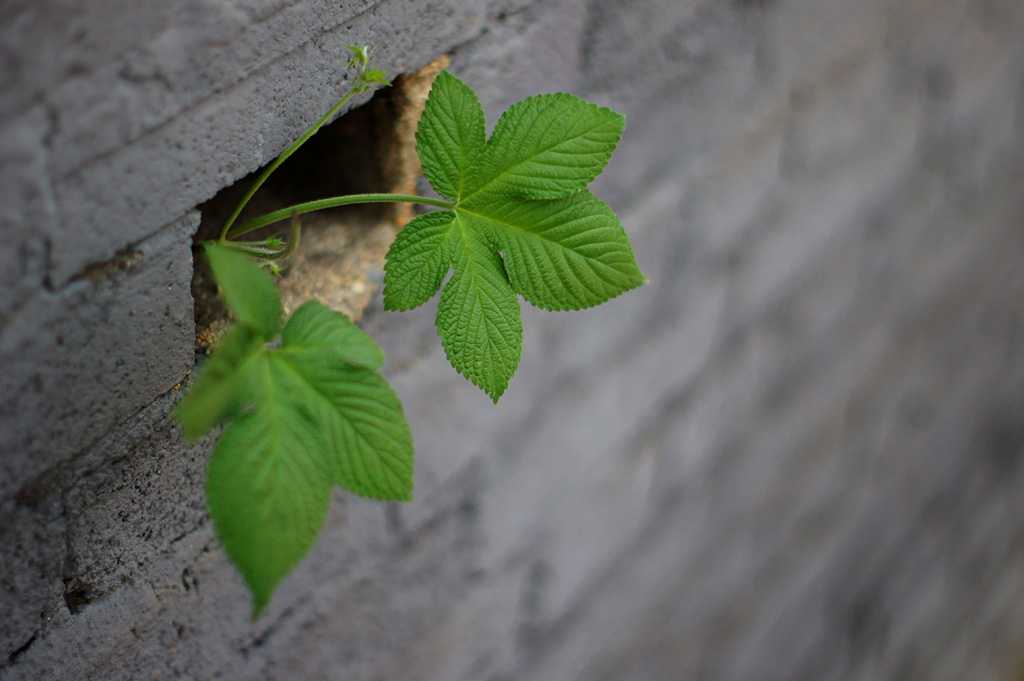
[437,219,522,402]
[203,333,414,615]
[383,209,456,311]
[460,190,645,311]
[383,71,643,401]
[203,320,414,615]
[204,241,282,340]
[416,71,486,201]
[463,93,625,201]
[179,258,415,615]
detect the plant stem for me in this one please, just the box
[225,194,454,239]
[220,210,304,260]
[218,80,364,242]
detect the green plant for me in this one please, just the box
[177,46,645,616]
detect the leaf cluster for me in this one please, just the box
[383,71,645,401]
[176,66,645,617]
[177,243,414,616]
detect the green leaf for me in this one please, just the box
[383,209,456,311]
[279,352,414,500]
[179,299,414,615]
[416,71,486,201]
[279,304,413,500]
[346,44,370,67]
[437,218,522,402]
[460,190,645,311]
[463,93,625,201]
[204,241,282,340]
[281,300,385,370]
[385,71,643,400]
[361,68,391,86]
[175,323,264,442]
[205,355,333,618]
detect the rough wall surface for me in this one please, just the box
[2,0,1024,679]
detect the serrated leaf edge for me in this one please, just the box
[462,92,626,202]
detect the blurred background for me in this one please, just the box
[2,0,1023,679]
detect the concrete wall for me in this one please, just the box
[3,0,1024,679]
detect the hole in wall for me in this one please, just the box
[63,582,91,615]
[191,56,449,354]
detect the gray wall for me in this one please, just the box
[3,0,1024,679]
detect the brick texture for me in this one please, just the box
[2,0,1024,679]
